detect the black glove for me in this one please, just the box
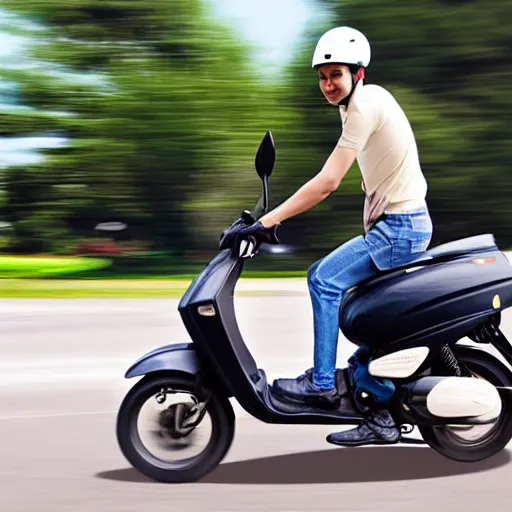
[219,210,256,250]
[235,221,280,246]
[219,213,280,252]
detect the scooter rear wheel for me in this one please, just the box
[116,373,235,482]
[418,348,512,462]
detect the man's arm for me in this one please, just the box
[259,145,357,228]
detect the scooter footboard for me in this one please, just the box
[124,342,200,378]
[400,376,502,426]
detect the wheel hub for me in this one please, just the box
[158,403,198,439]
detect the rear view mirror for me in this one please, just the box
[251,131,275,218]
[255,130,275,180]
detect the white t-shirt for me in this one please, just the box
[338,82,428,232]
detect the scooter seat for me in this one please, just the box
[394,233,497,268]
[424,234,496,259]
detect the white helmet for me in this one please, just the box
[312,27,371,69]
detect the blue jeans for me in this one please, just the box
[308,208,433,389]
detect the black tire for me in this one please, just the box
[116,373,235,483]
[418,347,512,463]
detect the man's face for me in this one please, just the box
[317,64,353,105]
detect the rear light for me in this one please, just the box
[472,257,495,265]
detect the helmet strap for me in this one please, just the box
[338,67,365,107]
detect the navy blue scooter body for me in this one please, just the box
[124,342,199,379]
[340,248,512,355]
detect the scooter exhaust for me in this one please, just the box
[400,376,502,425]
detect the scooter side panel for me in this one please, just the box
[124,342,200,378]
[340,250,512,351]
[178,247,261,398]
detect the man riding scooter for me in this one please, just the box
[233,26,432,446]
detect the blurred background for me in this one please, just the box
[0,0,511,281]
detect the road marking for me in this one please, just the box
[0,410,116,421]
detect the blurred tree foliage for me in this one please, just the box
[0,0,511,269]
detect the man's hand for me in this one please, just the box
[235,221,280,246]
[219,211,255,250]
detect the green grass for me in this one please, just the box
[0,278,305,298]
[0,256,111,278]
[0,279,187,298]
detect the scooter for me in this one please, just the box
[116,131,512,483]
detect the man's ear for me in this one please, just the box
[353,67,365,82]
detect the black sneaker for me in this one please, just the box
[326,409,401,446]
[272,368,341,408]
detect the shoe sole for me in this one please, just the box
[326,436,401,447]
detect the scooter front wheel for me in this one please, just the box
[116,373,235,483]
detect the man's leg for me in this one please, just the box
[325,212,433,444]
[309,236,379,389]
[272,235,379,406]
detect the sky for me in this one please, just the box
[207,0,325,68]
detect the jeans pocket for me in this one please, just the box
[367,212,433,269]
[410,214,433,234]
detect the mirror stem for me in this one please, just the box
[263,174,269,213]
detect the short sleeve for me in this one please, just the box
[337,109,374,151]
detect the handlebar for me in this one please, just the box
[219,206,279,258]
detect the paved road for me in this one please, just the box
[1,296,512,511]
